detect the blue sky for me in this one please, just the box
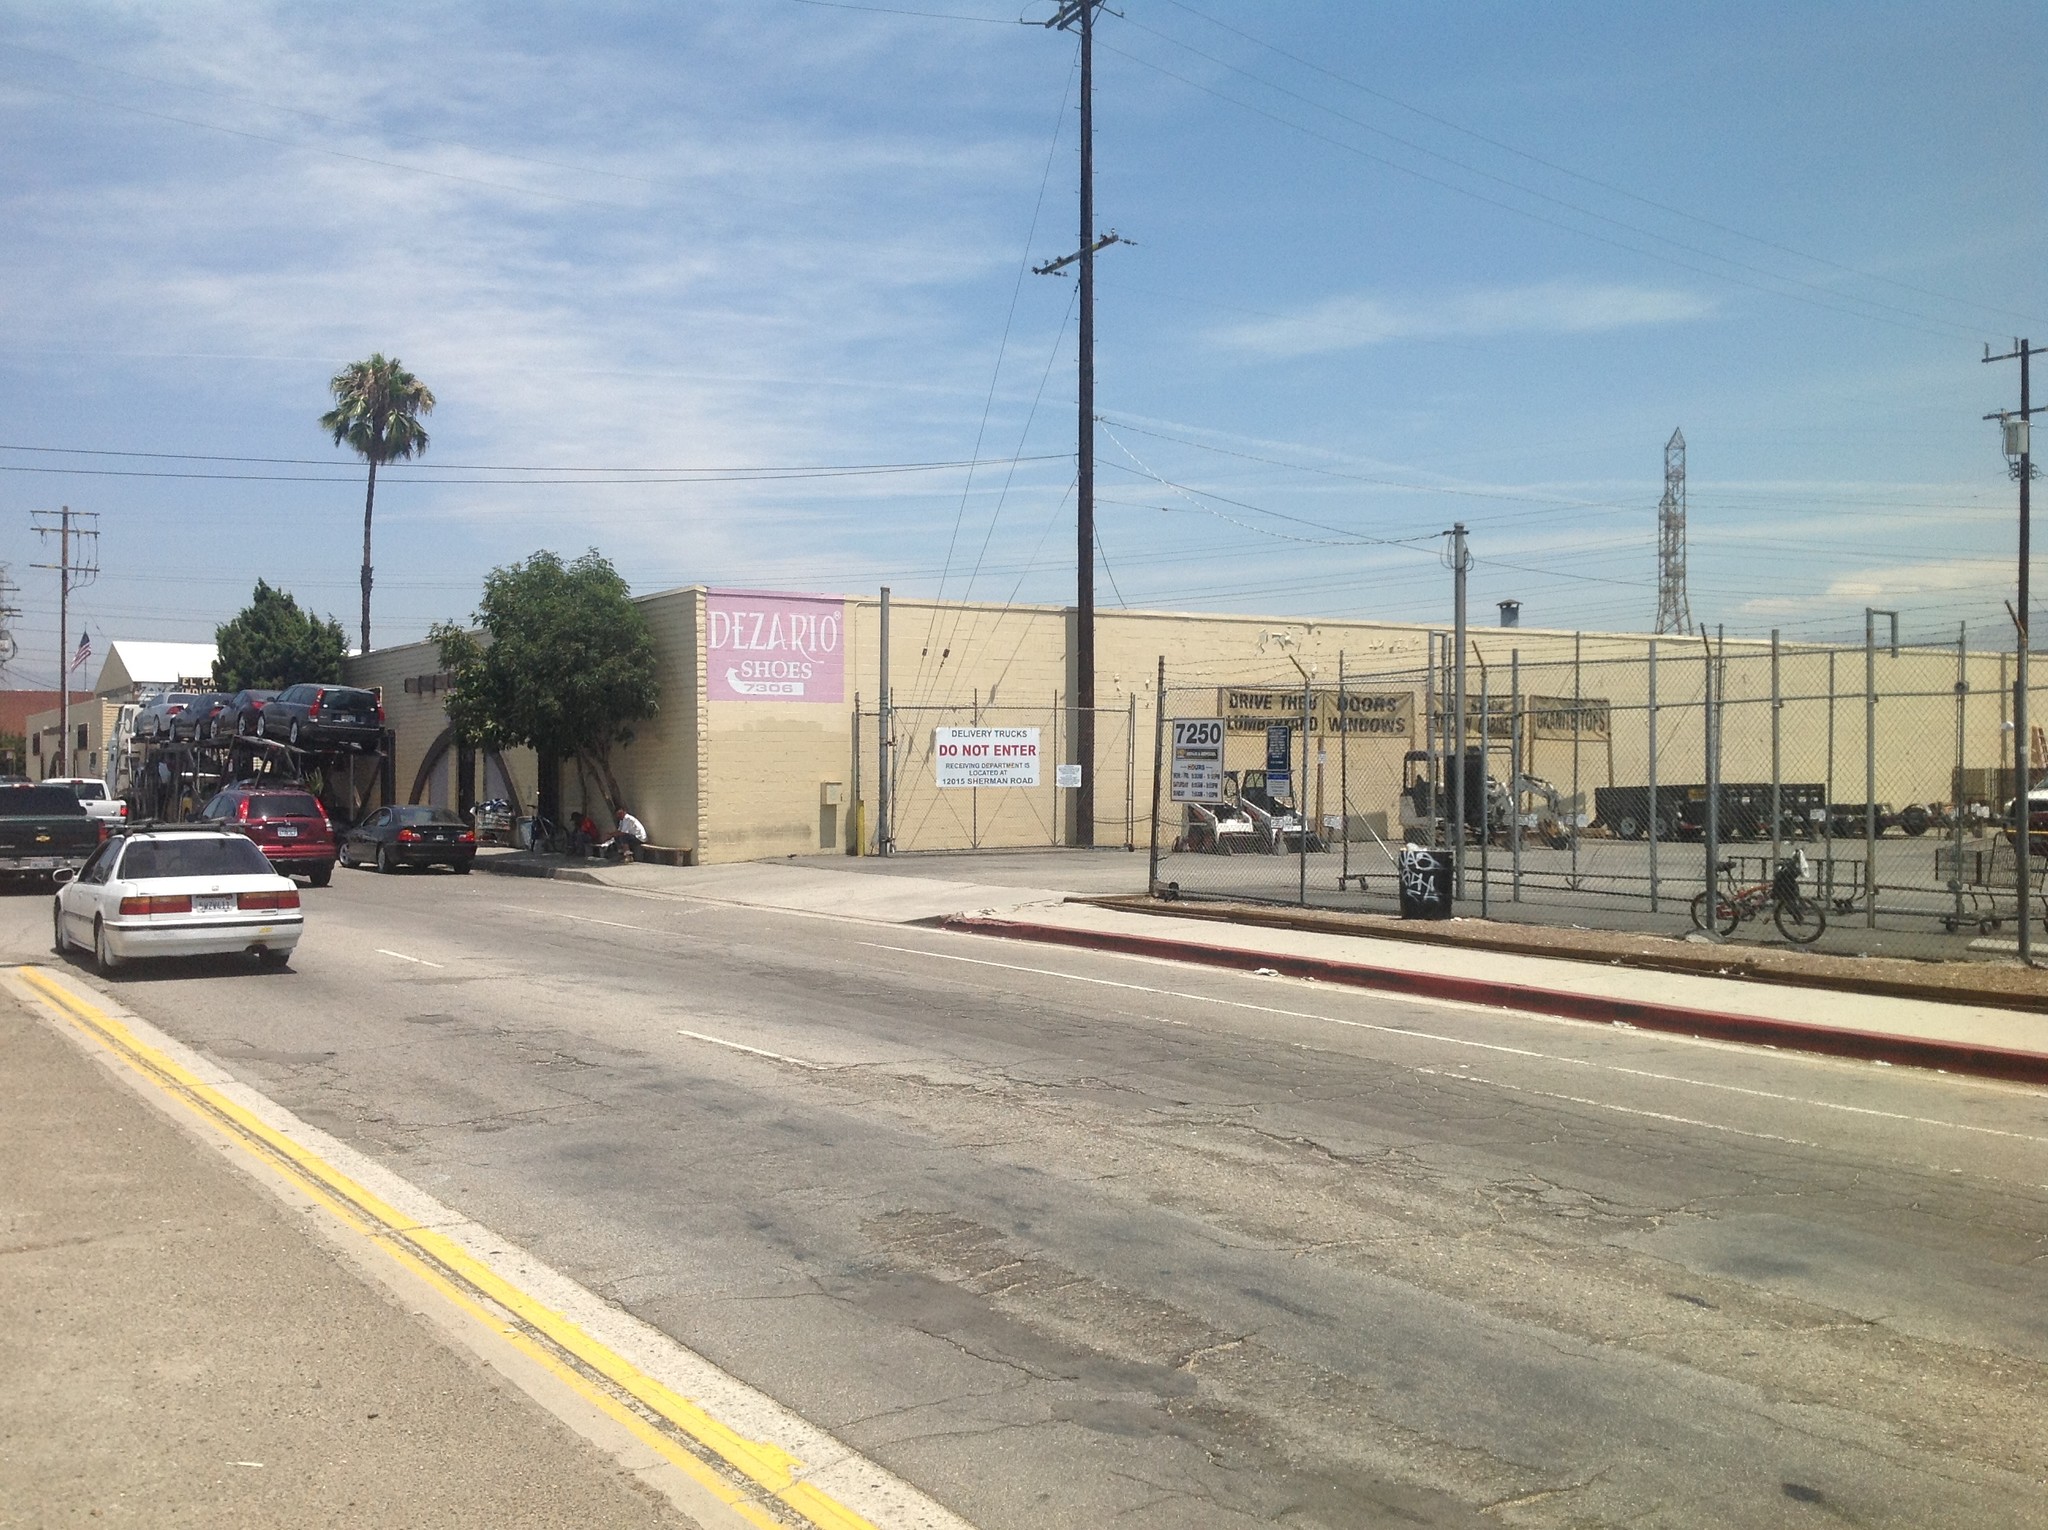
[0,1,2042,687]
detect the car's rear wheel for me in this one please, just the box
[257,947,290,969]
[454,861,472,875]
[93,917,121,973]
[378,844,397,873]
[52,901,67,955]
[308,862,333,888]
[289,719,301,746]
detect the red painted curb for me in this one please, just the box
[938,916,2048,1087]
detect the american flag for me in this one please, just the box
[69,628,91,674]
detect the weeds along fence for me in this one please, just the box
[1148,628,2044,961]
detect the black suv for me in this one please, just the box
[260,684,384,750]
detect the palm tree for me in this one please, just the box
[320,354,435,654]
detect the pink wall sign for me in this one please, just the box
[706,592,846,703]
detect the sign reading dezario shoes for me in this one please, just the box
[706,591,846,703]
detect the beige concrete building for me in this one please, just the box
[346,586,2031,864]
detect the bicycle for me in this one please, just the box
[1689,849,1827,944]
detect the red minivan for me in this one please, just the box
[196,784,337,886]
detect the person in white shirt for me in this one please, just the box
[609,807,648,862]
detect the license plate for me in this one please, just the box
[276,826,299,838]
[17,857,55,870]
[195,894,234,914]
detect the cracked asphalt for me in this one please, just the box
[12,863,2045,1528]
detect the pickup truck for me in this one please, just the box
[0,784,105,884]
[43,776,130,826]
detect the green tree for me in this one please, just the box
[213,581,349,692]
[431,550,658,817]
[320,352,435,655]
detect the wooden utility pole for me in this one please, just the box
[1037,0,1125,845]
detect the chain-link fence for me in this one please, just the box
[1148,630,2045,961]
[855,697,1139,853]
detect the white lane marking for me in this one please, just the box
[864,943,2048,1146]
[677,1029,829,1071]
[1416,1068,1823,1149]
[375,948,445,968]
[509,905,659,934]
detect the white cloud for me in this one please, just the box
[1213,281,1717,357]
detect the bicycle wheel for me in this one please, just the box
[1774,895,1827,944]
[1690,890,1740,936]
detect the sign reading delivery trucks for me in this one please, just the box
[933,727,1040,789]
[707,591,845,702]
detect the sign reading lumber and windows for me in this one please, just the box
[706,591,845,702]
[1169,718,1225,802]
[1217,687,1413,738]
[933,727,1040,789]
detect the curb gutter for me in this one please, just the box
[474,855,606,887]
[940,915,2048,1087]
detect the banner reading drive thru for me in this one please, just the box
[933,727,1040,789]
[707,591,845,702]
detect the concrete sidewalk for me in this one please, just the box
[0,984,696,1529]
[942,901,2048,1085]
[474,850,2048,1085]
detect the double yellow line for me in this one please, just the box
[17,965,884,1530]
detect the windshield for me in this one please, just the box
[119,836,273,880]
[394,806,465,825]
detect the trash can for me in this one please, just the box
[1397,847,1452,919]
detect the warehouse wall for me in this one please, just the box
[353,589,2032,864]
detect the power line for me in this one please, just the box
[0,442,1061,474]
[1149,0,2048,331]
[1095,38,1976,340]
[0,456,1063,487]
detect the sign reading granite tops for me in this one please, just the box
[1217,687,1413,738]
[706,591,845,702]
[933,727,1041,789]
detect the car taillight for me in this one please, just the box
[236,799,250,821]
[313,687,326,717]
[119,894,192,916]
[375,703,385,725]
[397,828,420,843]
[458,829,476,843]
[116,802,128,818]
[238,889,301,911]
[97,822,109,842]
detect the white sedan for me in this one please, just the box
[54,827,304,973]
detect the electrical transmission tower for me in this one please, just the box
[1654,427,1694,635]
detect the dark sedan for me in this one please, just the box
[176,692,239,740]
[338,805,476,873]
[261,683,384,750]
[224,688,280,736]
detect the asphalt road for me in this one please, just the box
[9,864,2045,1528]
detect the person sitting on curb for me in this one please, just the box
[607,806,648,863]
[568,812,598,858]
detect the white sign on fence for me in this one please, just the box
[1055,763,1083,789]
[933,727,1041,789]
[1170,717,1225,802]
